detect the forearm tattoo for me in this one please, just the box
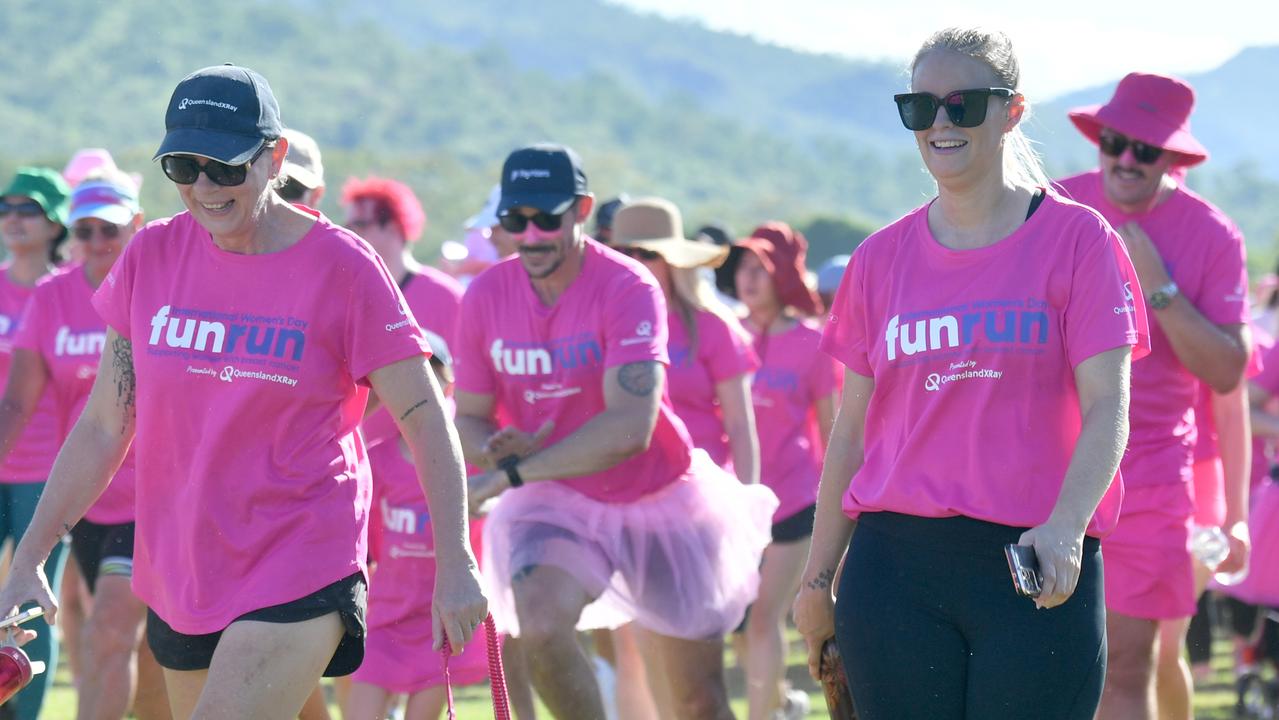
[400,398,431,421]
[807,568,836,592]
[617,361,658,397]
[111,336,136,429]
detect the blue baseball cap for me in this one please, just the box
[154,64,283,165]
[498,143,588,216]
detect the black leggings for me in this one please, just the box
[834,512,1106,720]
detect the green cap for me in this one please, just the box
[2,167,72,226]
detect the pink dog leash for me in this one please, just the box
[442,614,510,720]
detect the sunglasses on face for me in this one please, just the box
[275,176,308,202]
[0,200,45,218]
[893,87,1015,131]
[1098,132,1164,164]
[499,210,569,234]
[73,223,124,241]
[160,144,271,187]
[616,246,662,262]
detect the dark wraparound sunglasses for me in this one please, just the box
[1098,131,1164,164]
[893,87,1015,131]
[499,210,569,234]
[0,200,45,218]
[73,223,124,241]
[161,144,271,187]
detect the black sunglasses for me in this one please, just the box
[616,246,662,262]
[275,176,308,202]
[893,87,1015,131]
[161,144,271,187]
[1098,131,1164,164]
[0,200,45,218]
[73,223,124,241]
[499,210,569,234]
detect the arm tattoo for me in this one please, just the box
[617,361,658,397]
[806,568,835,592]
[55,522,74,544]
[399,398,431,421]
[111,336,136,430]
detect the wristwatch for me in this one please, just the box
[1147,281,1179,310]
[498,455,524,488]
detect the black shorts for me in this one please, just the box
[70,519,135,593]
[772,503,817,544]
[146,572,367,677]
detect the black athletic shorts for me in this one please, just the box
[146,572,367,677]
[70,519,135,593]
[772,503,817,544]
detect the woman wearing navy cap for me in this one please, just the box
[0,65,486,719]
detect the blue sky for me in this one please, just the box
[613,0,1278,100]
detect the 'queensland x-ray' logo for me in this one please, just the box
[924,373,941,391]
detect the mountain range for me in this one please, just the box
[1,0,1274,265]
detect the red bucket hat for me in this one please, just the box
[734,222,823,316]
[1068,72,1208,167]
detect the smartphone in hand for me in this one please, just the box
[1004,544,1043,598]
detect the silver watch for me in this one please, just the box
[1147,281,1179,310]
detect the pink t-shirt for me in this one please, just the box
[366,438,485,636]
[666,309,758,469]
[750,319,841,521]
[454,240,694,503]
[1058,170,1249,489]
[92,210,430,634]
[0,266,62,483]
[1251,329,1279,489]
[362,266,464,450]
[14,266,135,524]
[821,192,1149,536]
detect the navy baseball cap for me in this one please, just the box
[153,64,283,165]
[498,143,588,216]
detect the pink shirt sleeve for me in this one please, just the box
[92,230,142,339]
[820,248,872,377]
[1065,222,1150,368]
[453,287,494,395]
[700,313,758,383]
[1194,223,1249,326]
[602,275,669,369]
[1254,344,1279,396]
[344,259,432,384]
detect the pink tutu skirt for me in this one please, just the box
[1216,479,1279,606]
[482,451,777,640]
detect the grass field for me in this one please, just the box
[32,623,1263,719]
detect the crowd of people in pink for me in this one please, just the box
[0,23,1273,720]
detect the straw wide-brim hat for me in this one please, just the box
[610,197,729,269]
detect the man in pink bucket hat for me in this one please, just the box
[1058,73,1251,720]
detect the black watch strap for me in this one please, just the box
[498,455,524,488]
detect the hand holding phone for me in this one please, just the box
[1004,544,1043,598]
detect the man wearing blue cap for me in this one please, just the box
[454,143,777,719]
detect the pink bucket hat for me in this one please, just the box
[1068,72,1208,167]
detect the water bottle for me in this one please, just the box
[0,644,45,706]
[1190,524,1230,569]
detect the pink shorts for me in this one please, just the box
[1216,479,1279,606]
[1191,457,1227,527]
[482,451,777,640]
[1102,483,1196,620]
[351,615,491,694]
